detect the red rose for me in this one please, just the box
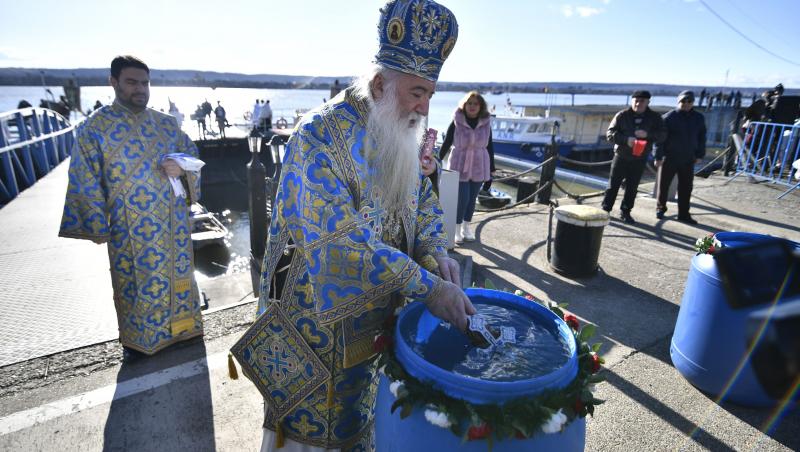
[591,353,601,373]
[373,335,393,353]
[467,423,492,440]
[574,399,584,413]
[708,245,715,254]
[564,314,579,330]
[524,294,535,301]
[515,429,527,440]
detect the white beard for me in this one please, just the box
[364,82,426,215]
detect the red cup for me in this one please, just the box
[632,139,647,157]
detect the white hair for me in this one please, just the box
[353,65,425,215]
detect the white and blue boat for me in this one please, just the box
[491,115,574,164]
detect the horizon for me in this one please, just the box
[0,66,786,93]
[1,0,799,88]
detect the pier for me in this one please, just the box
[0,150,798,449]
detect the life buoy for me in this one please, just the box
[276,117,289,129]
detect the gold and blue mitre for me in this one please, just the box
[375,0,458,82]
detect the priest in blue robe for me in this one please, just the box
[232,1,475,450]
[59,56,203,359]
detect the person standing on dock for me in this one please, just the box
[214,101,227,138]
[59,55,203,362]
[654,90,706,225]
[439,91,494,244]
[601,90,667,224]
[259,99,272,132]
[240,1,472,450]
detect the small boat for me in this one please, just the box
[190,203,228,249]
[491,115,574,164]
[477,187,512,208]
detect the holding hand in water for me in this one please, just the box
[425,280,476,332]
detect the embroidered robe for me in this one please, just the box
[244,88,449,450]
[59,102,203,354]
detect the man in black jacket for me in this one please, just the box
[654,90,706,225]
[602,90,667,224]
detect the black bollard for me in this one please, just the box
[536,122,559,204]
[247,136,267,297]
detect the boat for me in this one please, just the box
[190,203,228,249]
[477,187,512,208]
[491,115,574,163]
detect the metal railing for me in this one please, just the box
[0,107,78,205]
[728,121,800,198]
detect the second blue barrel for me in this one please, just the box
[374,288,586,451]
[670,232,799,406]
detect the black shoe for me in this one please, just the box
[678,215,698,225]
[656,210,665,220]
[620,211,636,224]
[122,347,147,363]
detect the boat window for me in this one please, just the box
[527,123,540,133]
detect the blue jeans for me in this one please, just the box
[457,181,484,223]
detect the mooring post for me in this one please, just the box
[536,122,559,204]
[247,136,267,296]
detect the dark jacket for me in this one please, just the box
[654,108,706,165]
[606,107,667,160]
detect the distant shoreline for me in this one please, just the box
[0,67,783,97]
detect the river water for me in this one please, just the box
[2,84,683,141]
[0,84,639,279]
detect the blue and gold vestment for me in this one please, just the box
[59,102,203,354]
[241,88,449,450]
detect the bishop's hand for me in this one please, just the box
[425,280,476,332]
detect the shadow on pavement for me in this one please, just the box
[102,339,216,452]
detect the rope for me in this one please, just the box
[474,180,553,214]
[552,179,605,201]
[558,155,614,167]
[693,150,727,176]
[490,156,556,182]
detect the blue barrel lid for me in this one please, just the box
[693,232,798,283]
[394,288,578,405]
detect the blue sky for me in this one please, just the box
[1,0,798,87]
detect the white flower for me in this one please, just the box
[541,409,568,434]
[424,409,452,428]
[394,305,404,316]
[389,380,404,398]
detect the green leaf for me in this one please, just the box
[579,324,596,341]
[484,279,496,290]
[551,307,565,319]
[591,343,602,353]
[400,403,412,419]
[588,374,606,383]
[390,399,402,414]
[557,302,569,309]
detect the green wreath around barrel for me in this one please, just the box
[373,284,605,444]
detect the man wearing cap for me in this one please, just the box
[602,90,667,224]
[654,90,706,224]
[242,1,473,450]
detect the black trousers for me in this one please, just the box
[657,160,694,217]
[602,155,646,213]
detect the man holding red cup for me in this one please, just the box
[602,90,667,224]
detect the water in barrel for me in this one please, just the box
[402,303,572,382]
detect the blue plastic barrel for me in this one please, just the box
[670,232,798,406]
[374,288,586,451]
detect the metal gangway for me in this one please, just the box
[728,121,800,199]
[0,108,78,206]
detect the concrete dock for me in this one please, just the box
[0,160,798,451]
